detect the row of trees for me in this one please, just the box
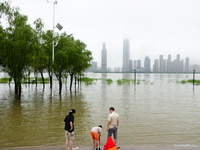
[0,1,93,97]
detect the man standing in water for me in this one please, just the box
[64,109,76,150]
[106,107,119,144]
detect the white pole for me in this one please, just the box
[52,0,57,94]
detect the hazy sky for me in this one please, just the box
[10,0,200,68]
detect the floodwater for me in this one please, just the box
[0,73,200,148]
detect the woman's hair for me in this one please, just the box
[68,109,76,115]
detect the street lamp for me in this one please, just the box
[47,0,63,92]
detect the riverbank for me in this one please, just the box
[1,145,199,150]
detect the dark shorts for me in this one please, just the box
[108,127,118,139]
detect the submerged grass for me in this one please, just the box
[22,77,50,84]
[80,77,99,84]
[117,79,139,85]
[0,77,50,84]
[0,77,10,83]
[179,79,200,85]
[106,79,113,84]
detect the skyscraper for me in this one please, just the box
[144,56,151,72]
[159,55,163,72]
[101,42,107,72]
[185,57,190,72]
[153,59,159,72]
[167,54,171,72]
[122,39,130,72]
[176,54,181,72]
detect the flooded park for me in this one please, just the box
[0,72,200,149]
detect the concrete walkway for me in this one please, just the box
[1,145,199,150]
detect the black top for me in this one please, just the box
[64,115,74,132]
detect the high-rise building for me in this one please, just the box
[167,54,171,72]
[159,55,163,72]
[185,57,190,72]
[101,42,107,72]
[144,56,151,72]
[133,60,137,70]
[129,59,133,72]
[163,59,167,72]
[137,59,141,71]
[122,39,130,72]
[176,54,181,72]
[153,59,159,72]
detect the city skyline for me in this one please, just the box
[9,0,200,70]
[90,39,200,72]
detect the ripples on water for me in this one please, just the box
[0,73,200,148]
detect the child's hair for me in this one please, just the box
[98,125,102,128]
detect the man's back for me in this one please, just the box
[108,111,119,128]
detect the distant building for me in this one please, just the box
[133,60,137,70]
[122,39,130,72]
[101,42,107,72]
[129,59,133,72]
[137,59,141,71]
[159,55,163,72]
[167,54,171,72]
[185,57,190,72]
[91,61,97,72]
[176,54,181,72]
[153,59,159,72]
[180,59,184,72]
[114,67,121,72]
[85,61,97,72]
[144,56,151,72]
[163,59,167,72]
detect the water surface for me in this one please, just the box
[0,73,200,148]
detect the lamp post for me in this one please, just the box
[193,69,195,86]
[48,0,63,92]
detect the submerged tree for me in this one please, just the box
[0,2,34,97]
[53,32,70,94]
[32,18,48,88]
[67,39,93,91]
[0,1,93,96]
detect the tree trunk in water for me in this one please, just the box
[40,71,45,89]
[70,73,74,92]
[59,78,62,95]
[48,72,52,89]
[9,77,12,87]
[35,72,38,87]
[14,77,22,99]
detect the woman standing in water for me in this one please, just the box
[64,109,76,150]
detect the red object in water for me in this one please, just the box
[104,136,117,150]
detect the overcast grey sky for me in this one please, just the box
[10,0,200,68]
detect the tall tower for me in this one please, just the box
[144,56,151,72]
[176,54,181,72]
[122,39,130,72]
[101,42,107,72]
[159,55,163,72]
[167,54,171,72]
[185,57,190,72]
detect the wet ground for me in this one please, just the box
[1,145,199,150]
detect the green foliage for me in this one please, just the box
[179,79,200,85]
[117,79,135,85]
[0,77,9,83]
[116,79,151,85]
[106,79,113,84]
[0,1,93,95]
[81,77,98,85]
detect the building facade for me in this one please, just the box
[122,39,130,72]
[101,42,107,72]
